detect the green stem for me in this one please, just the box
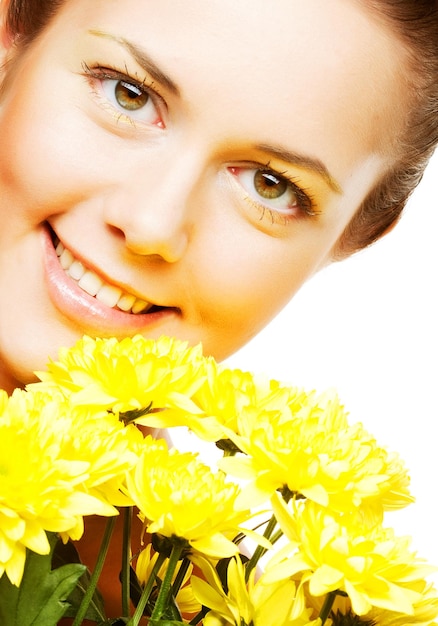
[121,507,133,617]
[150,538,187,622]
[269,528,284,546]
[319,591,337,626]
[245,514,277,581]
[126,551,167,626]
[72,516,117,626]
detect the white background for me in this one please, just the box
[225,151,438,583]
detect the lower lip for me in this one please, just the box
[41,225,178,335]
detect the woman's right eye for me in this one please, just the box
[84,65,164,127]
[101,78,161,123]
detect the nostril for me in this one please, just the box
[106,223,126,241]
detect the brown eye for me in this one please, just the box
[115,80,150,111]
[229,166,316,221]
[254,170,289,200]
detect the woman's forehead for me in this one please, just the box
[49,0,405,171]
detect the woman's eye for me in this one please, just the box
[230,167,314,218]
[83,63,164,126]
[253,170,290,202]
[112,80,149,111]
[101,78,161,124]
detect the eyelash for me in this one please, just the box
[82,62,164,127]
[230,165,319,225]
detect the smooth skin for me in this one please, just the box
[0,0,407,393]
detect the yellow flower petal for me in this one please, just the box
[221,390,413,516]
[36,335,208,416]
[265,499,434,616]
[126,436,248,559]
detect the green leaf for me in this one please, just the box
[52,539,106,622]
[0,533,85,626]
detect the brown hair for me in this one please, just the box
[3,0,438,258]
[3,0,65,45]
[335,0,438,257]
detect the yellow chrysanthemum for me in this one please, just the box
[135,362,302,443]
[135,362,254,440]
[367,582,438,626]
[303,580,438,625]
[191,555,317,626]
[135,543,201,615]
[264,497,436,617]
[192,365,311,443]
[34,335,208,416]
[56,404,143,539]
[220,390,412,515]
[0,387,141,584]
[125,436,249,559]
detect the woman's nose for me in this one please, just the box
[104,155,200,263]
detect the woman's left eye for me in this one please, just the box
[229,166,315,219]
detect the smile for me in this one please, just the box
[54,236,156,315]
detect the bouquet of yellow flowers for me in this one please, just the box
[0,335,437,625]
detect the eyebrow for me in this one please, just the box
[88,29,180,96]
[255,144,342,194]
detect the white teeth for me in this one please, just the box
[56,241,65,256]
[68,260,86,281]
[54,237,154,314]
[78,271,103,297]
[60,248,74,270]
[95,284,123,308]
[132,299,152,314]
[117,293,136,312]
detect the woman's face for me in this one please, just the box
[0,0,405,389]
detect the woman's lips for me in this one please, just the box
[42,224,179,333]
